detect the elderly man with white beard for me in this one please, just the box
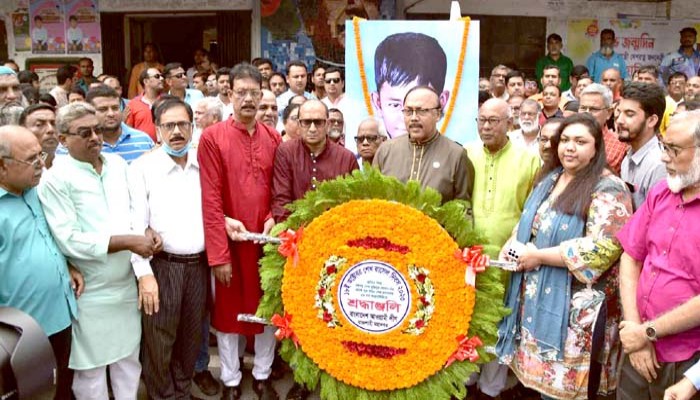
[616,110,700,400]
[508,99,541,156]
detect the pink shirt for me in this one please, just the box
[617,180,700,362]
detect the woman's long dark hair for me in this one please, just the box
[537,113,608,219]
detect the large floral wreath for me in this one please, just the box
[257,168,509,399]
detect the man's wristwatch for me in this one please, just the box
[644,321,658,342]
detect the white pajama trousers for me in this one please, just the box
[72,348,141,400]
[217,326,277,387]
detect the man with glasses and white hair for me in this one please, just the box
[579,83,628,175]
[617,109,700,400]
[198,63,281,400]
[374,85,474,204]
[129,98,208,400]
[193,96,223,146]
[271,99,358,222]
[38,102,160,399]
[355,116,387,166]
[0,124,81,400]
[509,99,541,156]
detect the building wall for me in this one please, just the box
[1,0,254,76]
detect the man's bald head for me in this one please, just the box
[0,125,44,194]
[298,99,329,118]
[601,68,622,94]
[478,98,512,153]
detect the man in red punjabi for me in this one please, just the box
[198,63,281,400]
[271,99,359,222]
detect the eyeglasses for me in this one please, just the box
[354,135,382,143]
[298,118,327,128]
[325,78,341,84]
[159,121,192,132]
[520,111,537,117]
[578,106,609,114]
[64,125,104,139]
[658,141,700,158]
[169,72,185,79]
[2,151,48,169]
[328,118,344,126]
[476,117,504,126]
[402,107,441,117]
[232,89,262,99]
[148,74,163,80]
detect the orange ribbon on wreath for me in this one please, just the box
[454,245,489,287]
[271,312,299,348]
[278,226,304,266]
[445,334,483,367]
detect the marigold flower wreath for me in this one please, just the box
[257,168,509,400]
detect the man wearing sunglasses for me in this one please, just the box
[271,99,358,222]
[164,62,204,108]
[126,67,165,142]
[38,102,161,399]
[355,116,387,166]
[374,85,474,204]
[320,67,347,115]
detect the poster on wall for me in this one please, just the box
[12,11,31,52]
[344,19,480,155]
[64,0,101,54]
[29,0,65,54]
[567,18,700,78]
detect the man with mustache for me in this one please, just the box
[617,110,700,399]
[198,63,281,400]
[0,125,81,400]
[19,104,59,169]
[38,102,160,399]
[586,29,628,84]
[255,89,278,129]
[508,99,541,156]
[126,67,165,142]
[0,66,24,125]
[373,85,474,204]
[129,98,208,400]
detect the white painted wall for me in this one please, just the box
[1,0,254,76]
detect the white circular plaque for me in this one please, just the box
[337,260,411,333]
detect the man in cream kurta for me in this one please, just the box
[373,86,474,204]
[38,102,158,399]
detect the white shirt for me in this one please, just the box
[128,147,204,277]
[216,96,233,120]
[508,129,540,158]
[321,94,349,115]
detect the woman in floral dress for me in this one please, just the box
[496,113,633,399]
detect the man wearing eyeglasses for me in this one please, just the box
[320,67,347,115]
[616,82,667,210]
[327,108,345,145]
[271,99,358,222]
[373,85,474,204]
[355,116,387,166]
[164,62,204,108]
[38,102,161,399]
[579,83,627,175]
[129,98,208,400]
[198,63,282,400]
[125,67,165,142]
[0,125,82,400]
[616,110,700,400]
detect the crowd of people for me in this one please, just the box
[0,25,700,400]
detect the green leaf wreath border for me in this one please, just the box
[257,167,509,400]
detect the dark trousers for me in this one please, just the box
[48,325,73,400]
[617,350,700,400]
[142,253,208,400]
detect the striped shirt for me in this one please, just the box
[56,123,154,164]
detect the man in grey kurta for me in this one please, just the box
[373,85,474,203]
[38,102,159,399]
